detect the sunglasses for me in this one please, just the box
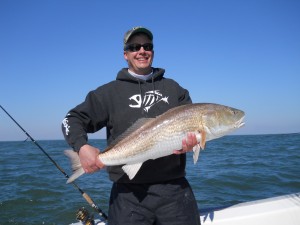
[124,43,154,52]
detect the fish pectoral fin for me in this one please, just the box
[122,162,143,180]
[193,130,206,164]
[200,130,207,149]
[192,131,202,164]
[193,144,201,164]
[64,150,85,184]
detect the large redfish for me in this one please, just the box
[65,103,245,183]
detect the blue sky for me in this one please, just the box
[1,0,299,141]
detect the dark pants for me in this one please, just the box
[108,177,201,225]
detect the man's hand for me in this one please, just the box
[79,144,105,173]
[173,132,198,155]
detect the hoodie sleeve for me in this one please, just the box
[163,77,192,105]
[61,90,108,151]
[178,87,192,105]
[174,80,192,105]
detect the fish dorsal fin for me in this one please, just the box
[122,162,144,180]
[104,118,154,151]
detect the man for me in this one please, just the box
[62,26,201,225]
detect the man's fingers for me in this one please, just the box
[173,132,199,155]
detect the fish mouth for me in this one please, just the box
[236,116,245,128]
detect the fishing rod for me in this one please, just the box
[0,105,108,221]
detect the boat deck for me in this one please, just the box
[71,192,300,225]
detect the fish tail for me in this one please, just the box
[64,150,85,184]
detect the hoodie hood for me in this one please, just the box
[116,68,165,82]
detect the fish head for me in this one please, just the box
[200,104,245,138]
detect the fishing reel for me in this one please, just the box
[76,207,95,225]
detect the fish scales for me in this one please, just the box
[64,103,245,183]
[99,105,202,166]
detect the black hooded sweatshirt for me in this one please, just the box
[62,68,192,183]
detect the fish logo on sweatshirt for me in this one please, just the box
[129,90,169,112]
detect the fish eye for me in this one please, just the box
[232,110,238,115]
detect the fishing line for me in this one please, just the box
[0,105,108,220]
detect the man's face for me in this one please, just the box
[124,33,154,75]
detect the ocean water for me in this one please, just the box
[1,133,299,225]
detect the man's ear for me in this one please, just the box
[124,51,128,61]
